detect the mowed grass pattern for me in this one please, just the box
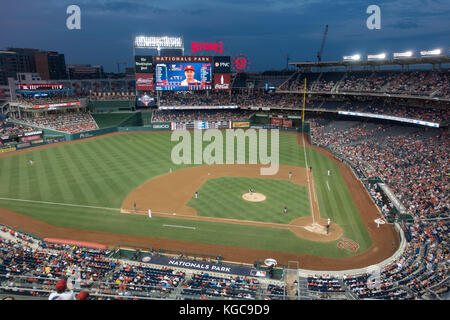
[0,131,371,258]
[187,177,310,224]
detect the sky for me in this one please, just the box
[0,0,449,72]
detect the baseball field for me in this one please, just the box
[0,130,399,270]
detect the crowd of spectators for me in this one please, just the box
[18,111,98,133]
[310,119,449,219]
[344,102,448,124]
[1,212,447,301]
[17,93,82,106]
[283,70,450,99]
[307,276,345,293]
[0,120,35,137]
[159,91,303,109]
[316,100,448,124]
[181,272,260,299]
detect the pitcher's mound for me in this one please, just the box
[242,193,266,202]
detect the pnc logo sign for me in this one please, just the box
[215,62,230,68]
[232,53,250,73]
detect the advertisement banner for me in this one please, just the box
[33,102,80,109]
[46,137,66,144]
[282,119,293,127]
[21,135,41,142]
[150,122,171,130]
[270,118,283,126]
[134,56,154,73]
[16,142,31,149]
[139,254,267,277]
[31,139,44,144]
[232,121,250,128]
[136,73,155,91]
[154,56,212,63]
[213,73,231,90]
[213,56,231,73]
[23,131,43,137]
[159,106,237,110]
[0,147,16,153]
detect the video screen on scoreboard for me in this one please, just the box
[155,61,212,91]
[136,93,156,107]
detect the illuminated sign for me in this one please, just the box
[33,102,80,109]
[135,56,154,73]
[213,56,231,73]
[18,84,63,90]
[137,94,155,107]
[136,73,155,91]
[338,111,440,127]
[232,121,250,128]
[191,41,223,54]
[154,56,211,63]
[232,53,250,73]
[134,36,183,49]
[155,58,212,91]
[214,74,231,90]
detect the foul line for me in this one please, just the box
[326,181,331,191]
[0,197,119,212]
[163,224,196,230]
[301,133,315,224]
[0,196,314,232]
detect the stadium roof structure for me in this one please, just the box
[290,56,450,70]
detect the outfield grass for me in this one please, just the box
[0,131,372,258]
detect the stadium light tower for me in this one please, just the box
[343,54,361,62]
[393,51,414,59]
[367,53,387,60]
[420,48,443,56]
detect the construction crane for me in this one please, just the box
[317,24,328,63]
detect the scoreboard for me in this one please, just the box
[154,56,213,91]
[135,56,231,92]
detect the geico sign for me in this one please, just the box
[153,124,170,129]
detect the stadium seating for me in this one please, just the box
[18,112,99,133]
